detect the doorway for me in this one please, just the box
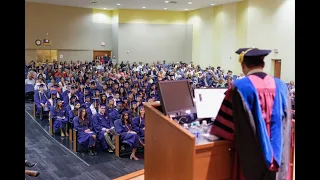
[93,50,111,60]
[272,59,281,78]
[36,50,58,63]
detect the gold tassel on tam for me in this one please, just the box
[239,48,254,63]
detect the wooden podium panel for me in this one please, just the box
[194,142,233,180]
[144,103,232,180]
[144,103,195,180]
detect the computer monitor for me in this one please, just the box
[194,88,227,118]
[157,80,195,115]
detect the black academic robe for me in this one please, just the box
[211,73,291,180]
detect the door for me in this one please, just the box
[93,50,111,60]
[273,59,281,78]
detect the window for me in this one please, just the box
[36,50,58,63]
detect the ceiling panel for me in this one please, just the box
[25,0,242,11]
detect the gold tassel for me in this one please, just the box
[239,48,254,63]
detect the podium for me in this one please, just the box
[144,102,233,180]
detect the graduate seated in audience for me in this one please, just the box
[34,84,49,120]
[83,95,97,118]
[92,104,116,152]
[132,105,145,138]
[100,93,107,106]
[106,96,116,115]
[115,111,144,160]
[129,100,138,119]
[46,90,58,110]
[73,107,98,156]
[68,101,81,130]
[63,86,79,106]
[52,98,68,137]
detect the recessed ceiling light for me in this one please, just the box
[188,2,192,4]
[211,4,215,6]
[165,1,169,3]
[142,7,146,8]
[117,3,121,5]
[185,9,188,10]
[164,8,167,10]
[103,8,106,9]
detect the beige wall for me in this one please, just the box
[26,2,113,61]
[187,0,295,81]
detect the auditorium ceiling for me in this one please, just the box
[25,0,242,11]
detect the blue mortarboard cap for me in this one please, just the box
[116,100,123,105]
[124,81,129,84]
[84,87,90,91]
[57,98,63,102]
[123,97,128,100]
[50,90,57,95]
[235,48,271,56]
[70,86,75,90]
[53,84,59,88]
[70,95,77,100]
[138,104,144,109]
[39,84,45,88]
[235,48,271,63]
[85,95,91,99]
[108,96,114,101]
[128,91,133,95]
[107,87,112,90]
[100,103,107,107]
[134,81,139,84]
[151,83,155,86]
[131,100,137,105]
[74,101,81,105]
[95,88,100,92]
[113,80,119,84]
[122,111,129,115]
[138,90,143,93]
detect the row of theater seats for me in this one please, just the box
[32,104,141,157]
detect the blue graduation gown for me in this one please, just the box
[68,109,78,124]
[106,106,116,116]
[114,120,140,148]
[73,117,96,149]
[34,91,49,113]
[46,98,56,110]
[62,90,69,99]
[108,109,121,123]
[92,113,114,149]
[129,109,139,119]
[132,116,145,137]
[52,107,68,131]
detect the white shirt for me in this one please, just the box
[25,79,35,85]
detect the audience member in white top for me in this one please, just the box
[25,74,36,85]
[37,69,46,79]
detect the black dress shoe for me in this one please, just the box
[34,172,40,177]
[89,149,95,156]
[25,160,36,167]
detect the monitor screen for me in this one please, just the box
[157,80,194,115]
[194,88,227,118]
